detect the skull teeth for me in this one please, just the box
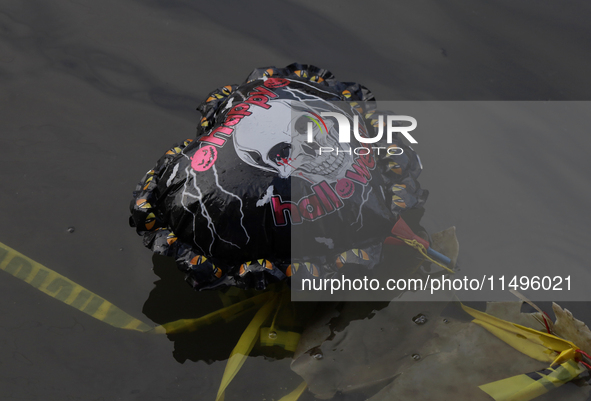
[299,149,346,177]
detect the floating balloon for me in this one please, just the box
[130,63,427,290]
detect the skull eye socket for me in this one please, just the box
[268,142,291,165]
[294,115,311,135]
[294,114,326,138]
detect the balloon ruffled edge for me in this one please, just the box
[130,63,428,290]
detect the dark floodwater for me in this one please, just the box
[1,0,591,400]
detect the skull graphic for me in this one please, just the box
[232,100,355,184]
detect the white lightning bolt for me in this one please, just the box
[212,165,250,244]
[187,168,241,252]
[283,79,339,97]
[354,186,373,231]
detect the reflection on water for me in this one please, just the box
[144,255,243,364]
[144,255,304,364]
[143,250,591,400]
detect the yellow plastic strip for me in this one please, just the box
[479,359,585,401]
[0,241,306,401]
[462,304,577,364]
[153,292,273,334]
[0,241,152,332]
[396,237,454,274]
[462,304,587,401]
[278,381,307,401]
[215,294,279,401]
[260,328,301,352]
[0,241,275,337]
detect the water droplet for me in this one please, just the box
[268,331,277,339]
[412,313,427,325]
[412,353,421,361]
[313,353,323,360]
[67,227,75,233]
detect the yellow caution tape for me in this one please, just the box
[215,293,279,401]
[7,238,589,401]
[0,241,152,332]
[479,359,585,401]
[462,304,587,400]
[462,304,578,365]
[154,292,273,335]
[0,241,271,336]
[0,240,306,401]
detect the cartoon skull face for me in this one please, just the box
[232,100,354,184]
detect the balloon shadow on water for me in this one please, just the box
[141,208,431,365]
[142,254,258,364]
[142,254,395,365]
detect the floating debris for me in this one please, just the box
[412,313,428,325]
